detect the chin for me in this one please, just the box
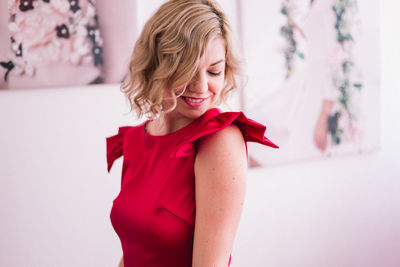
[177,97,216,119]
[183,107,209,119]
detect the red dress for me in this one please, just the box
[106,108,278,267]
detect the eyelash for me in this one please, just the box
[208,71,222,76]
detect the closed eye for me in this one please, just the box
[208,71,222,76]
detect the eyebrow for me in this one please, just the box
[210,59,225,66]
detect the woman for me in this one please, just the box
[106,1,278,266]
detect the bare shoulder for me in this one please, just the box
[197,124,245,159]
[195,123,247,180]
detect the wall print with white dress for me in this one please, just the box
[241,0,380,167]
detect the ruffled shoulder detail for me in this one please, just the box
[106,126,132,172]
[170,109,279,158]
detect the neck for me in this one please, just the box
[148,112,194,136]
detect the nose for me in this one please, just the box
[188,71,208,94]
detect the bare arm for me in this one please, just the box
[314,99,333,151]
[192,124,247,267]
[118,257,124,267]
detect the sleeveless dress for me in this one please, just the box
[106,108,279,267]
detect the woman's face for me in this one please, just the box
[168,36,226,122]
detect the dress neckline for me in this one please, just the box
[142,108,222,140]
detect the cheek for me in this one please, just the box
[210,78,224,96]
[208,82,223,106]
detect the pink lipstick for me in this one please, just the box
[181,96,208,108]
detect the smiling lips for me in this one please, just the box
[180,96,209,107]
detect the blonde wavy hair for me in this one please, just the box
[121,0,241,118]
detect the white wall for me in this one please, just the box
[0,1,399,267]
[231,1,399,266]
